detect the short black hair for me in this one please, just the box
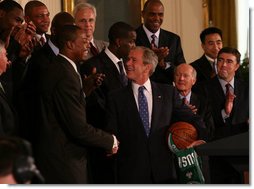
[143,0,163,12]
[24,0,47,16]
[108,21,135,43]
[200,27,222,44]
[0,0,23,12]
[218,47,241,64]
[56,24,81,50]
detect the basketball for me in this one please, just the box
[167,121,198,151]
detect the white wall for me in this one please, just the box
[161,0,203,63]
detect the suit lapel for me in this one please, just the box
[150,82,163,135]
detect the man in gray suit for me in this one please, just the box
[73,2,108,60]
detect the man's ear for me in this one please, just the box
[66,41,74,50]
[115,38,121,48]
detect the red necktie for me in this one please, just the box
[225,83,235,115]
[40,37,45,46]
[89,42,99,56]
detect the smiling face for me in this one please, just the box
[125,48,152,85]
[142,1,164,33]
[25,5,50,35]
[174,64,196,96]
[217,52,240,82]
[202,33,223,59]
[72,29,89,62]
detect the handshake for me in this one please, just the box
[107,135,119,156]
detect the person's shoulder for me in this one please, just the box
[94,39,109,49]
[160,28,181,38]
[190,55,204,66]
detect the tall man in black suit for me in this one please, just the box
[190,27,223,84]
[106,46,207,183]
[80,21,136,183]
[33,25,118,184]
[17,12,76,143]
[194,47,249,183]
[135,0,185,84]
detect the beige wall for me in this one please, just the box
[17,0,203,63]
[161,0,203,63]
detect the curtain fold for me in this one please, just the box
[208,0,237,48]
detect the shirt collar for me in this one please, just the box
[58,53,78,73]
[104,47,122,64]
[132,79,152,95]
[36,33,46,41]
[48,39,59,55]
[179,91,191,102]
[142,24,160,39]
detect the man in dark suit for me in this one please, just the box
[33,25,118,184]
[0,40,18,136]
[80,21,136,183]
[73,2,108,60]
[194,47,249,183]
[190,27,223,85]
[174,63,214,141]
[106,46,207,184]
[17,12,75,143]
[24,0,50,46]
[135,0,185,84]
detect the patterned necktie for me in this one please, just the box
[138,86,150,136]
[182,97,187,105]
[117,61,128,86]
[225,83,234,115]
[40,37,45,46]
[89,42,99,56]
[151,34,157,48]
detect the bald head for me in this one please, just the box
[174,64,197,96]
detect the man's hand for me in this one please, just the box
[151,45,169,68]
[82,67,105,96]
[107,135,119,156]
[225,92,236,115]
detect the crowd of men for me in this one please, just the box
[0,0,249,184]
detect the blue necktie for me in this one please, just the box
[138,86,150,136]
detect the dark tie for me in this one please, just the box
[117,61,128,86]
[40,37,45,46]
[138,86,150,136]
[210,61,216,78]
[89,42,99,56]
[182,97,187,105]
[151,34,157,48]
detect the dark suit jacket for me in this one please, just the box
[17,42,57,142]
[135,25,186,84]
[190,92,215,141]
[106,82,208,183]
[80,50,125,129]
[0,83,18,136]
[34,55,114,184]
[194,76,249,140]
[190,54,213,84]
